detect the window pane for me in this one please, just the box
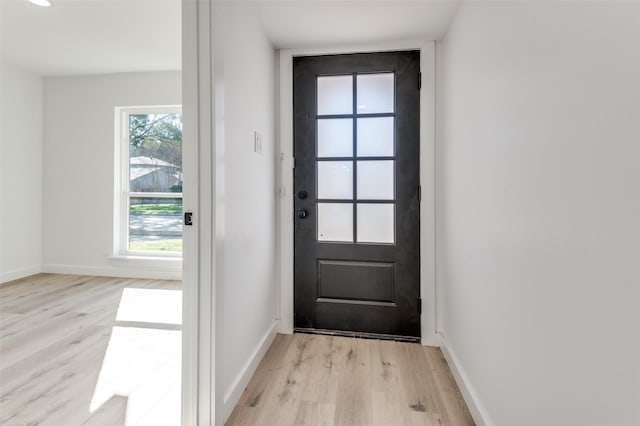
[129,197,183,253]
[317,161,353,199]
[357,160,394,200]
[317,75,353,115]
[357,73,394,114]
[357,204,394,243]
[357,117,394,157]
[129,113,183,193]
[318,118,353,158]
[318,203,353,242]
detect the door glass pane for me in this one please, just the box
[317,75,353,115]
[129,196,183,252]
[357,117,394,157]
[318,203,353,242]
[318,118,353,157]
[357,160,394,200]
[356,73,394,114]
[317,161,353,199]
[357,203,394,243]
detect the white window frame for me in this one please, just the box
[115,105,183,258]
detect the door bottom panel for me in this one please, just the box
[318,259,395,303]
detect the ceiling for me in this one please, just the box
[0,0,182,76]
[253,1,460,49]
[0,0,459,76]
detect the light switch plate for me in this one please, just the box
[254,131,263,154]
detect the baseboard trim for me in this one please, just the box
[438,332,492,426]
[0,265,42,284]
[41,264,182,280]
[223,320,279,422]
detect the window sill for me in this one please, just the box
[108,255,182,271]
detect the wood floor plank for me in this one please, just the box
[0,312,22,330]
[255,333,316,426]
[0,274,88,313]
[299,335,348,405]
[369,340,414,426]
[226,334,298,426]
[232,333,293,411]
[423,347,475,426]
[294,400,336,426]
[0,324,111,399]
[333,337,373,426]
[2,276,112,314]
[0,306,117,370]
[1,327,112,425]
[0,274,66,298]
[0,278,129,340]
[400,341,451,420]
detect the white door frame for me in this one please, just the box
[181,1,199,423]
[182,0,225,424]
[277,41,438,346]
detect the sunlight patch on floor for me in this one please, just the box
[116,288,182,325]
[90,287,182,425]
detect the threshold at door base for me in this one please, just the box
[294,327,420,343]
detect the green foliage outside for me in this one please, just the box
[130,203,182,215]
[130,239,183,252]
[129,113,183,169]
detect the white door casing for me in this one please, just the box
[277,42,438,346]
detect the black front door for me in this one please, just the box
[293,51,421,340]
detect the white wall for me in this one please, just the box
[0,62,43,283]
[437,3,640,425]
[42,71,181,279]
[212,3,278,420]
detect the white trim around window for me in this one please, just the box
[114,105,183,259]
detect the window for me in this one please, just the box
[315,73,396,244]
[116,107,183,256]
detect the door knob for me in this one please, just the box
[297,208,308,219]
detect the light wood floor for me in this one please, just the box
[1,274,474,426]
[226,333,475,426]
[0,273,182,426]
